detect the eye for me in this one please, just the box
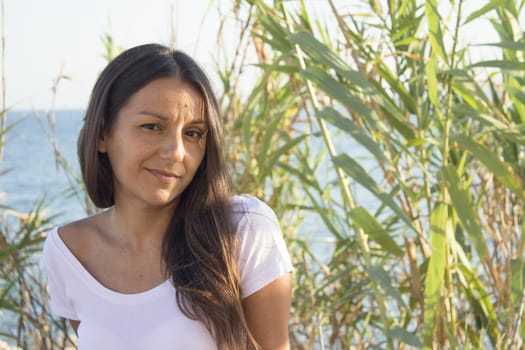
[140,123,161,131]
[184,129,206,142]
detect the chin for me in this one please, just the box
[152,193,182,207]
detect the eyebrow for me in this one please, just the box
[138,111,168,120]
[138,111,206,125]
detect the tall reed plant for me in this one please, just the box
[0,42,83,350]
[0,122,76,348]
[217,0,525,348]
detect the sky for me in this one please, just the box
[2,0,515,110]
[5,0,229,109]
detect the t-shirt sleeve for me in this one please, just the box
[234,196,294,299]
[42,228,79,320]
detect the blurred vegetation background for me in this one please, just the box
[1,0,524,349]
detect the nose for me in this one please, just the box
[159,134,184,162]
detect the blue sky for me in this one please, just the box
[6,0,225,109]
[3,0,513,110]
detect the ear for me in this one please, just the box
[98,138,107,153]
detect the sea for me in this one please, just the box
[1,110,86,224]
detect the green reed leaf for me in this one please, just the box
[469,60,525,70]
[475,41,525,51]
[464,0,503,24]
[253,63,299,74]
[423,202,448,345]
[453,135,525,200]
[425,0,446,61]
[452,104,508,129]
[317,107,391,167]
[333,153,414,230]
[349,207,403,257]
[452,103,525,145]
[506,76,525,124]
[288,31,374,91]
[457,264,499,342]
[387,327,423,348]
[261,134,307,180]
[425,51,441,115]
[511,259,524,310]
[258,113,282,171]
[441,165,487,262]
[374,61,418,115]
[371,92,417,141]
[255,8,292,53]
[367,265,406,308]
[300,66,372,119]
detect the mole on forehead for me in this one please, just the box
[174,94,204,111]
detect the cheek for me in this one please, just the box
[188,141,207,166]
[186,151,206,181]
[105,143,137,174]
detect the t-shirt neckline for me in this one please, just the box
[51,226,172,304]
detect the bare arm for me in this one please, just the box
[242,273,293,350]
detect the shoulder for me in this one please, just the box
[231,194,284,252]
[232,194,280,230]
[45,213,107,263]
[59,215,102,241]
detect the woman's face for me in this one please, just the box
[98,77,208,209]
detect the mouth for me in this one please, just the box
[146,168,184,183]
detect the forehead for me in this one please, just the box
[123,77,206,120]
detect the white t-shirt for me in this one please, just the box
[43,195,294,350]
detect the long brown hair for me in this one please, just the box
[78,43,258,349]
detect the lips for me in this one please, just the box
[146,167,185,183]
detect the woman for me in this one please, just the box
[43,43,293,350]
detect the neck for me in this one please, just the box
[105,198,178,251]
